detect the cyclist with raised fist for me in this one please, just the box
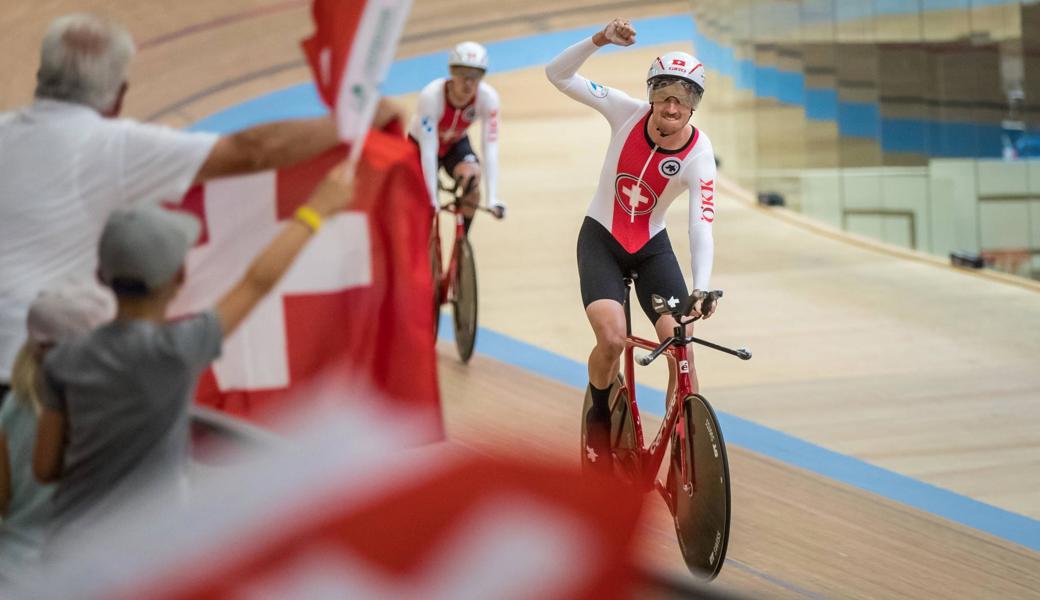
[546,18,720,474]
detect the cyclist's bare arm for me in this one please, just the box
[413,83,443,208]
[477,84,503,211]
[685,136,718,317]
[545,20,644,130]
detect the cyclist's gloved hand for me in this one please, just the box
[489,201,506,220]
[686,289,704,318]
[700,294,719,319]
[687,290,719,319]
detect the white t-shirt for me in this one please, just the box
[0,100,218,380]
[546,39,717,291]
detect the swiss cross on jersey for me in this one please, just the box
[437,84,477,156]
[610,113,699,253]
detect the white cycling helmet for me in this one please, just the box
[448,41,489,71]
[646,51,705,109]
[647,51,705,91]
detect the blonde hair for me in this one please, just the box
[9,343,44,414]
[13,279,115,412]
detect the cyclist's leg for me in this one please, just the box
[453,161,481,233]
[578,218,629,386]
[577,217,628,470]
[445,136,481,233]
[633,232,699,395]
[586,300,626,389]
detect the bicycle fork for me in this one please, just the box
[649,373,695,516]
[645,339,699,513]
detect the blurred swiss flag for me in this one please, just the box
[21,397,645,599]
[141,458,643,600]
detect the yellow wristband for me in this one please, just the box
[294,206,323,233]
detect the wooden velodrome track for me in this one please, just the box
[4,1,1040,597]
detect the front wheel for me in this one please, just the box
[452,238,478,363]
[669,394,731,580]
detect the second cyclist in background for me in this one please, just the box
[409,41,505,231]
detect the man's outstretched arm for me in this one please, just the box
[193,98,404,185]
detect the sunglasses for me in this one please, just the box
[648,78,703,110]
[450,66,486,81]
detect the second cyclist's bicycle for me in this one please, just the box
[429,177,502,363]
[581,273,751,580]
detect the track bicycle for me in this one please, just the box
[581,273,751,580]
[429,176,503,363]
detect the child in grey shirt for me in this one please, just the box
[35,160,356,544]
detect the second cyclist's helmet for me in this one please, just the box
[449,41,489,71]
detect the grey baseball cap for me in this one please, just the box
[98,206,201,293]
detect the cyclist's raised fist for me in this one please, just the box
[593,18,636,47]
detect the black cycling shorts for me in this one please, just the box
[577,216,688,324]
[439,135,479,177]
[407,135,480,178]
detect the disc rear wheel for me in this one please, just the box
[669,394,731,580]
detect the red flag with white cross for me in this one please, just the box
[168,130,441,433]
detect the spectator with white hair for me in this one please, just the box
[0,280,113,582]
[0,13,401,397]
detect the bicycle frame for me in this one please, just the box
[432,204,466,306]
[620,286,696,504]
[434,174,497,306]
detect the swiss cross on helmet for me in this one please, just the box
[448,41,489,71]
[646,51,705,109]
